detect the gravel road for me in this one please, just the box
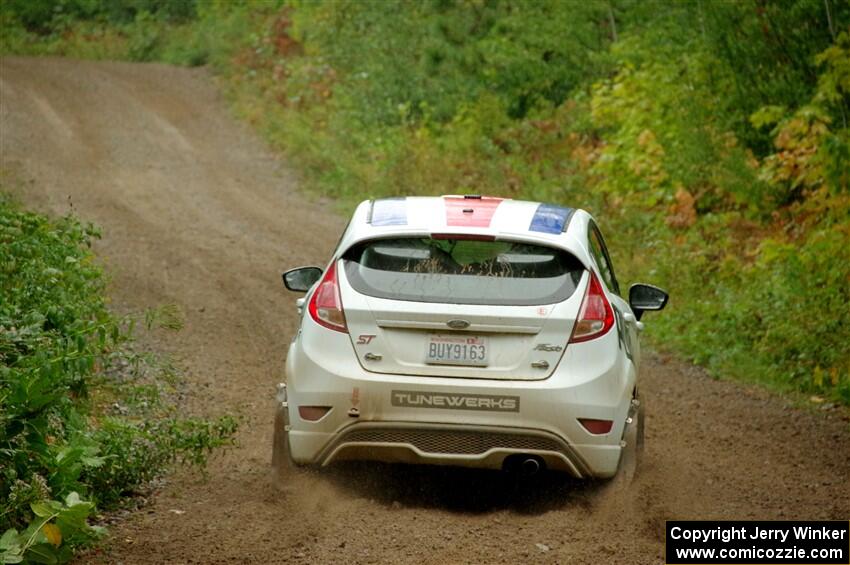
[1,57,848,564]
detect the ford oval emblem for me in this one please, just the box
[446,319,470,329]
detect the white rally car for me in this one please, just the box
[275,196,667,481]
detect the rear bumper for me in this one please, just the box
[283,318,635,478]
[293,420,607,477]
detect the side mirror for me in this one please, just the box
[282,266,323,293]
[629,283,669,321]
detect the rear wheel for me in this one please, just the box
[615,395,644,485]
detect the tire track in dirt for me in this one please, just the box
[1,57,848,564]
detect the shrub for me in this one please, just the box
[0,195,236,563]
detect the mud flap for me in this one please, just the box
[613,395,644,487]
[272,397,302,491]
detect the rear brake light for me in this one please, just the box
[298,406,332,421]
[308,261,347,333]
[578,418,614,435]
[430,233,496,241]
[569,271,614,343]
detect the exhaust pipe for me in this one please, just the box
[502,454,545,476]
[520,457,541,476]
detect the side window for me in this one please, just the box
[588,222,620,296]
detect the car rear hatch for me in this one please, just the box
[338,235,587,380]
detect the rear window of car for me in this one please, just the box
[342,237,584,305]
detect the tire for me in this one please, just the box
[271,403,298,490]
[614,397,645,486]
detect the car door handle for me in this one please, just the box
[296,297,305,314]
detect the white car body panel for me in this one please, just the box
[281,196,644,478]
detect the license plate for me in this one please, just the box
[425,335,488,366]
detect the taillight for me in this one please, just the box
[298,406,332,421]
[430,233,496,241]
[308,261,347,333]
[578,418,614,435]
[569,271,614,343]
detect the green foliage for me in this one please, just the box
[0,196,237,563]
[590,34,765,212]
[0,0,204,62]
[125,11,162,61]
[751,221,850,398]
[1,492,100,564]
[0,0,197,31]
[697,0,847,152]
[288,0,612,124]
[646,197,850,403]
[755,31,850,196]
